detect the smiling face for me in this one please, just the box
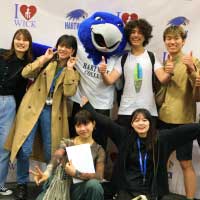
[164,34,185,56]
[14,33,30,56]
[75,121,95,140]
[131,113,150,138]
[57,44,74,61]
[163,26,186,56]
[55,35,77,62]
[129,27,145,48]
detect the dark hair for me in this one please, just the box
[130,108,157,150]
[163,25,187,41]
[55,34,77,57]
[125,19,153,47]
[2,29,33,62]
[74,110,95,126]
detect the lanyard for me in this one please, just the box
[49,67,64,94]
[137,138,148,184]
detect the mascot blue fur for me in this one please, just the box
[78,11,126,64]
[32,11,126,65]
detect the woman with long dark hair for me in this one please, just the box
[81,97,200,200]
[0,28,33,196]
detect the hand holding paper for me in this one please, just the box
[65,160,76,177]
[66,144,95,183]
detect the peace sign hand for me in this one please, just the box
[67,56,77,70]
[29,166,48,186]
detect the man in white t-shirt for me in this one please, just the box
[99,19,174,127]
[115,50,162,117]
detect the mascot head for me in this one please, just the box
[78,11,126,65]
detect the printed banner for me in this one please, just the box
[1,1,200,197]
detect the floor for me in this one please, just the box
[0,183,42,200]
[1,183,200,200]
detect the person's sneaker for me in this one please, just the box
[0,186,13,196]
[15,184,27,200]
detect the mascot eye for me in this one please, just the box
[95,16,103,21]
[117,23,123,27]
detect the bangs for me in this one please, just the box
[163,26,187,40]
[74,110,94,126]
[131,108,152,123]
[75,119,91,126]
[15,33,28,41]
[58,40,72,48]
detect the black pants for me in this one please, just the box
[158,120,193,161]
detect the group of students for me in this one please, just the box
[0,17,200,200]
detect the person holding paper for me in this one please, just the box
[81,96,200,200]
[30,109,105,200]
[4,34,79,200]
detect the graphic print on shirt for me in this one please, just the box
[134,63,143,93]
[83,62,100,79]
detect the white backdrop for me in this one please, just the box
[1,0,200,197]
[1,0,200,59]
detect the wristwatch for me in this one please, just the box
[75,169,81,178]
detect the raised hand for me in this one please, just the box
[80,96,89,107]
[182,51,195,73]
[165,54,174,75]
[67,56,77,70]
[44,48,55,61]
[29,166,48,186]
[98,56,107,74]
[39,48,56,65]
[195,71,200,87]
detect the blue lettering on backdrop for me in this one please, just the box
[64,22,80,30]
[14,20,36,28]
[64,9,88,30]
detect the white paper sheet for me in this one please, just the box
[66,143,95,183]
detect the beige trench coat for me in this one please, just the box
[5,58,79,162]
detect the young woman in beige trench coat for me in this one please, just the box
[4,34,80,199]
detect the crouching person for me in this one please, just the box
[30,109,105,200]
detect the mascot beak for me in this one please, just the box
[91,23,122,52]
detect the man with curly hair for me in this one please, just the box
[99,19,174,127]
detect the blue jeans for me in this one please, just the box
[17,105,52,184]
[0,96,16,187]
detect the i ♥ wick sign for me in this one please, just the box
[20,5,37,20]
[121,13,138,24]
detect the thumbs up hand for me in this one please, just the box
[195,71,200,87]
[98,56,107,74]
[165,54,174,75]
[182,51,195,73]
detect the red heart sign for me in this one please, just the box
[122,13,138,24]
[20,5,37,20]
